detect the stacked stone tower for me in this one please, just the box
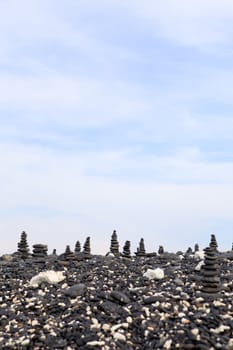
[64,245,76,261]
[158,245,164,255]
[194,243,199,252]
[17,231,30,259]
[110,230,119,256]
[74,240,81,254]
[201,246,220,295]
[136,238,146,256]
[83,237,91,256]
[32,244,48,258]
[122,240,131,258]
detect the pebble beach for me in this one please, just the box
[0,234,232,350]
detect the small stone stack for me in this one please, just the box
[194,243,199,252]
[122,240,131,258]
[158,245,164,255]
[201,246,220,295]
[83,237,91,256]
[110,230,119,256]
[74,240,81,254]
[136,238,146,256]
[64,245,76,261]
[210,234,218,251]
[32,244,48,259]
[185,247,193,255]
[52,249,57,256]
[17,231,30,259]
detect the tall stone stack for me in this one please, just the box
[122,240,131,258]
[74,240,81,254]
[64,245,76,261]
[201,246,220,295]
[210,234,218,251]
[110,230,119,256]
[194,243,199,252]
[136,238,146,256]
[32,244,48,259]
[83,237,91,256]
[17,231,30,259]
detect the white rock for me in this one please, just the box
[86,341,105,347]
[143,268,164,280]
[164,339,172,349]
[29,270,65,287]
[113,332,126,342]
[194,250,204,260]
[195,261,204,271]
[210,325,230,334]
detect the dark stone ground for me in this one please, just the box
[0,253,232,349]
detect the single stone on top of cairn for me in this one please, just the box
[122,240,131,258]
[158,245,164,255]
[194,243,199,252]
[83,237,91,256]
[201,246,220,295]
[210,234,218,251]
[136,238,146,256]
[17,231,30,259]
[110,230,120,256]
[32,244,48,258]
[185,247,193,255]
[74,240,81,254]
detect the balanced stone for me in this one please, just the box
[83,237,91,255]
[135,238,146,256]
[17,231,30,259]
[32,244,48,258]
[201,246,220,294]
[74,240,81,254]
[110,230,119,256]
[64,245,76,261]
[122,240,131,258]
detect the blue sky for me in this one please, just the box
[1,0,233,254]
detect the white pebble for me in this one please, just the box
[113,332,126,342]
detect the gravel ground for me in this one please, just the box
[0,252,232,349]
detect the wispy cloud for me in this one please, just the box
[0,1,233,253]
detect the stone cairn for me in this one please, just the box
[83,237,91,256]
[185,247,193,255]
[158,245,164,255]
[210,234,218,251]
[74,240,81,254]
[122,240,131,258]
[64,245,76,261]
[110,230,120,256]
[52,249,57,256]
[135,238,146,256]
[201,246,220,295]
[194,243,199,252]
[17,231,30,259]
[32,244,48,259]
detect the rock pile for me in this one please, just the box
[122,240,131,258]
[32,244,48,258]
[83,237,91,256]
[110,230,119,256]
[63,245,76,261]
[74,240,81,254]
[201,246,221,295]
[17,231,30,259]
[135,238,146,256]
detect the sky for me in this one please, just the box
[0,0,233,255]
